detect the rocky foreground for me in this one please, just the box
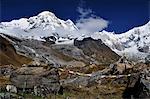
[0,57,149,99]
[0,33,150,99]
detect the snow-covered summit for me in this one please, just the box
[38,11,55,16]
[0,11,78,40]
[1,11,78,31]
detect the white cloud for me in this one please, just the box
[76,7,109,35]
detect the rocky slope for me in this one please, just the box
[0,33,120,67]
[0,34,32,66]
[74,37,119,64]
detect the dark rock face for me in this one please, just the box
[123,68,150,99]
[42,36,56,44]
[138,46,149,53]
[145,55,150,65]
[74,37,120,64]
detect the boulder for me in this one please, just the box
[123,67,150,98]
[138,45,149,53]
[109,56,133,74]
[10,66,60,95]
[6,85,17,93]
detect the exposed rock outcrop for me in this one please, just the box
[123,67,150,98]
[74,37,120,64]
[109,56,133,74]
[0,34,32,66]
[10,65,60,96]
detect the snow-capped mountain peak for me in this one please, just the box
[38,11,56,16]
[0,11,78,40]
[1,11,78,31]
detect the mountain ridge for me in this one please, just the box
[91,21,150,60]
[0,11,149,60]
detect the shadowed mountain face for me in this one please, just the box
[0,34,32,67]
[74,37,120,64]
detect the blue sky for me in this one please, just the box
[0,0,149,33]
